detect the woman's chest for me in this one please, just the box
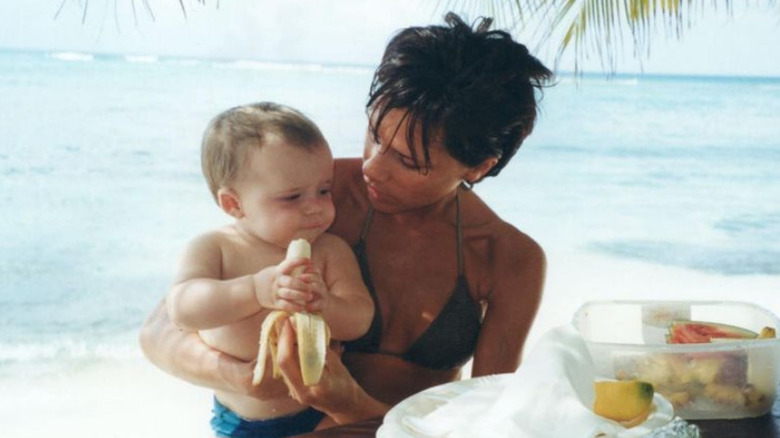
[364,216,493,300]
[362,221,488,349]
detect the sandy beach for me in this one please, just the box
[1,356,213,438]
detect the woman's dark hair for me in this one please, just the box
[367,12,553,182]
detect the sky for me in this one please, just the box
[1,0,780,77]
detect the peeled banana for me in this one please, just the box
[251,239,331,387]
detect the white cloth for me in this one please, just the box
[395,325,672,438]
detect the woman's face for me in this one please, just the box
[361,108,472,213]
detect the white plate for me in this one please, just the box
[377,374,674,438]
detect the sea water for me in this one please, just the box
[1,50,779,381]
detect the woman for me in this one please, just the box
[140,12,552,429]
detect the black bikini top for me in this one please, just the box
[342,192,483,370]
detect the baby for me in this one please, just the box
[165,102,373,437]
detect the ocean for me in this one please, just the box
[1,49,779,389]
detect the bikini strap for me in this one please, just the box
[455,190,464,276]
[359,205,375,242]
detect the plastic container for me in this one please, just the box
[572,300,780,420]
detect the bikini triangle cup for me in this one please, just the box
[343,191,482,370]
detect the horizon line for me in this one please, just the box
[3,46,780,82]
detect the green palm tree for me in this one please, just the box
[440,0,778,74]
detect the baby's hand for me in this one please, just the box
[298,268,328,313]
[255,258,312,312]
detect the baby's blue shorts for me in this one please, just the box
[211,397,326,438]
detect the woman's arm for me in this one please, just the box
[470,230,546,376]
[275,319,389,424]
[138,300,288,399]
[139,300,251,392]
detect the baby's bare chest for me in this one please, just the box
[219,245,278,280]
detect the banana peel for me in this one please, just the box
[251,239,331,387]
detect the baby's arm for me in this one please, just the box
[167,233,264,331]
[312,234,374,341]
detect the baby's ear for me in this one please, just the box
[217,188,244,218]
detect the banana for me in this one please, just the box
[251,239,331,387]
[292,311,330,385]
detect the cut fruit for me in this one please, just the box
[666,321,758,344]
[593,380,654,427]
[758,327,776,339]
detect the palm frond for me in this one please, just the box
[439,0,778,74]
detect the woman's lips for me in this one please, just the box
[366,184,383,201]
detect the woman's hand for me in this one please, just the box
[275,319,388,424]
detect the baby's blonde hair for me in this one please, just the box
[201,102,327,202]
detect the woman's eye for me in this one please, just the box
[396,153,417,169]
[400,156,428,173]
[399,158,415,169]
[319,188,332,196]
[283,194,301,202]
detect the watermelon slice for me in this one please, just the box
[666,320,758,344]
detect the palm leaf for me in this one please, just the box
[439,0,778,74]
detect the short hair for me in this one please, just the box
[201,102,327,202]
[367,12,553,182]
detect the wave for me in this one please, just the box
[166,58,201,67]
[48,51,94,62]
[714,212,780,240]
[216,59,373,75]
[124,55,158,64]
[0,338,140,364]
[614,78,639,86]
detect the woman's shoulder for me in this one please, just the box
[334,158,363,184]
[461,190,545,273]
[331,158,370,244]
[333,158,365,203]
[461,200,545,306]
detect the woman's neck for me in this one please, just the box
[378,188,460,228]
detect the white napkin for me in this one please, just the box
[400,324,671,438]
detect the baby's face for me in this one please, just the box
[232,138,335,248]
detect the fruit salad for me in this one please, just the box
[614,320,776,417]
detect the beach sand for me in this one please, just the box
[4,250,777,438]
[1,357,213,438]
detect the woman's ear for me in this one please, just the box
[464,157,499,184]
[217,188,244,218]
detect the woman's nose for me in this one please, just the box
[362,142,389,183]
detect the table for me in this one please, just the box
[296,391,780,438]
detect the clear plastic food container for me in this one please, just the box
[572,300,780,419]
